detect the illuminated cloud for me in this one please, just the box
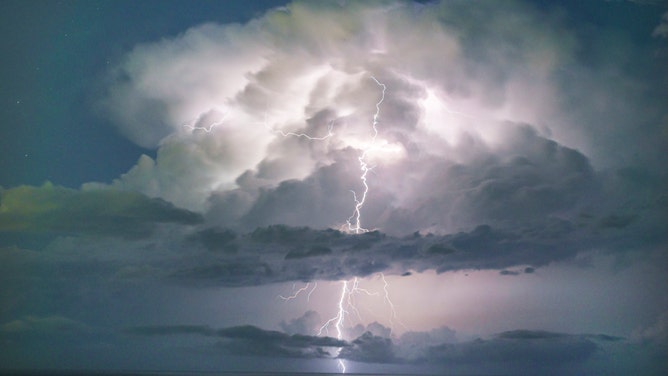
[98,0,588,216]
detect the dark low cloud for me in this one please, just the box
[338,326,625,370]
[2,314,662,373]
[126,323,347,359]
[218,325,345,348]
[121,322,655,373]
[3,204,663,290]
[172,224,566,286]
[500,269,520,276]
[170,213,643,286]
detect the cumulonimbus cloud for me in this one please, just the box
[96,0,667,246]
[96,1,583,216]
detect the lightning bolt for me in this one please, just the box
[317,281,347,337]
[346,76,386,234]
[317,280,348,373]
[310,274,403,373]
[262,76,386,234]
[182,109,230,133]
[270,76,402,374]
[308,282,317,301]
[380,273,407,332]
[278,282,315,301]
[261,110,336,141]
[316,277,385,338]
[274,119,335,140]
[346,277,380,323]
[277,282,318,302]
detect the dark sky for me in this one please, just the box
[1,1,668,374]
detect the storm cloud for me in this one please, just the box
[83,0,668,273]
[1,1,667,373]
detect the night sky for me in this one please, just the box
[1,1,668,374]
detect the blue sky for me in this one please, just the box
[1,1,668,374]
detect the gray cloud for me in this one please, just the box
[500,269,520,276]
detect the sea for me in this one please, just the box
[0,372,427,376]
